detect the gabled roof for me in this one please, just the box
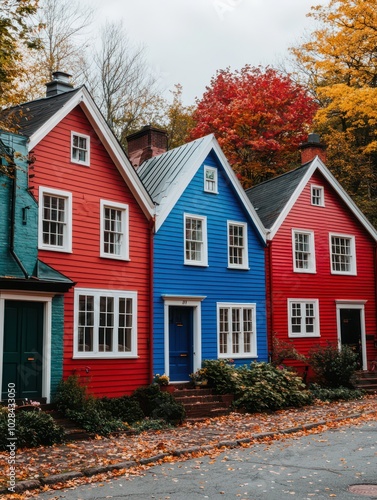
[246,156,377,241]
[1,87,155,218]
[137,134,266,241]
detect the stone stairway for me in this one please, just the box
[170,387,234,421]
[353,371,377,394]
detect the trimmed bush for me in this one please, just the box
[308,343,359,388]
[234,362,313,412]
[99,396,144,424]
[309,384,365,402]
[54,375,87,413]
[201,359,238,394]
[131,385,186,424]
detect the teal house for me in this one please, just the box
[0,131,73,402]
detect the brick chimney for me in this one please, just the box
[126,125,168,169]
[299,133,327,165]
[46,71,74,97]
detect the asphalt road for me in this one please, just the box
[36,421,377,499]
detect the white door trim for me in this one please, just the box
[336,300,367,371]
[0,292,53,402]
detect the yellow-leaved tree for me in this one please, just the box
[291,0,377,226]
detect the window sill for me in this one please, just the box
[227,266,250,271]
[73,354,139,359]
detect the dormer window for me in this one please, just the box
[71,132,90,166]
[204,166,218,193]
[311,185,324,206]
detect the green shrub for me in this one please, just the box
[308,343,359,388]
[234,362,313,412]
[131,385,185,424]
[309,384,365,402]
[133,418,173,433]
[0,410,64,450]
[54,375,87,413]
[99,396,144,424]
[66,398,126,436]
[201,359,238,394]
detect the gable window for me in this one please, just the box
[311,185,324,206]
[184,214,208,266]
[218,303,257,358]
[38,187,72,252]
[204,166,218,193]
[74,288,137,358]
[228,221,249,269]
[292,229,316,273]
[71,132,90,166]
[330,234,356,275]
[100,200,129,260]
[288,299,320,337]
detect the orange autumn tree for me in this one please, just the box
[189,66,317,187]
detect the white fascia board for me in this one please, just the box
[267,156,377,241]
[27,87,154,219]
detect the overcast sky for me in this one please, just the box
[95,0,325,105]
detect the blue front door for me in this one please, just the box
[169,306,193,381]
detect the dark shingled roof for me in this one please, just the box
[137,135,210,204]
[246,162,313,230]
[0,87,82,138]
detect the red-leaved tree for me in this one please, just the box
[189,66,318,187]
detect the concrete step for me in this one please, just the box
[354,371,377,394]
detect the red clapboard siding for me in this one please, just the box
[269,169,377,364]
[33,106,151,396]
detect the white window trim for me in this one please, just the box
[329,233,357,276]
[217,302,257,359]
[38,186,72,253]
[73,288,138,359]
[184,213,208,267]
[100,200,130,261]
[227,221,249,270]
[311,184,325,207]
[292,229,316,273]
[204,165,218,194]
[288,298,320,338]
[71,131,90,166]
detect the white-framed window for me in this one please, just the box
[228,221,249,269]
[288,299,320,337]
[71,131,90,166]
[218,303,257,358]
[311,185,324,206]
[38,187,72,252]
[184,214,208,266]
[204,166,218,193]
[292,229,316,273]
[74,288,137,358]
[329,233,356,275]
[100,200,129,260]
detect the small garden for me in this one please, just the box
[0,342,365,450]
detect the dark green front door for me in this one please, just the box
[2,301,44,400]
[340,308,362,368]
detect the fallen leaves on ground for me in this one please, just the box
[0,395,376,498]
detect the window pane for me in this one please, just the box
[219,308,228,354]
[295,233,310,269]
[118,298,132,352]
[42,194,66,247]
[243,308,252,353]
[232,308,240,353]
[103,207,123,255]
[99,297,114,351]
[185,218,203,261]
[78,295,94,351]
[331,236,351,272]
[229,224,244,266]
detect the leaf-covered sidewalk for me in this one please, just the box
[1,395,376,498]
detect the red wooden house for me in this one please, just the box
[247,134,377,373]
[2,73,155,399]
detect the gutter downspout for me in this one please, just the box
[149,215,155,383]
[9,158,30,279]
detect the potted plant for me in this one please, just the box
[153,373,175,392]
[189,368,208,387]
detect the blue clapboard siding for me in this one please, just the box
[153,151,268,375]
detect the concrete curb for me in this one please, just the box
[1,410,374,495]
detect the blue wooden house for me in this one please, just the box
[134,131,268,382]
